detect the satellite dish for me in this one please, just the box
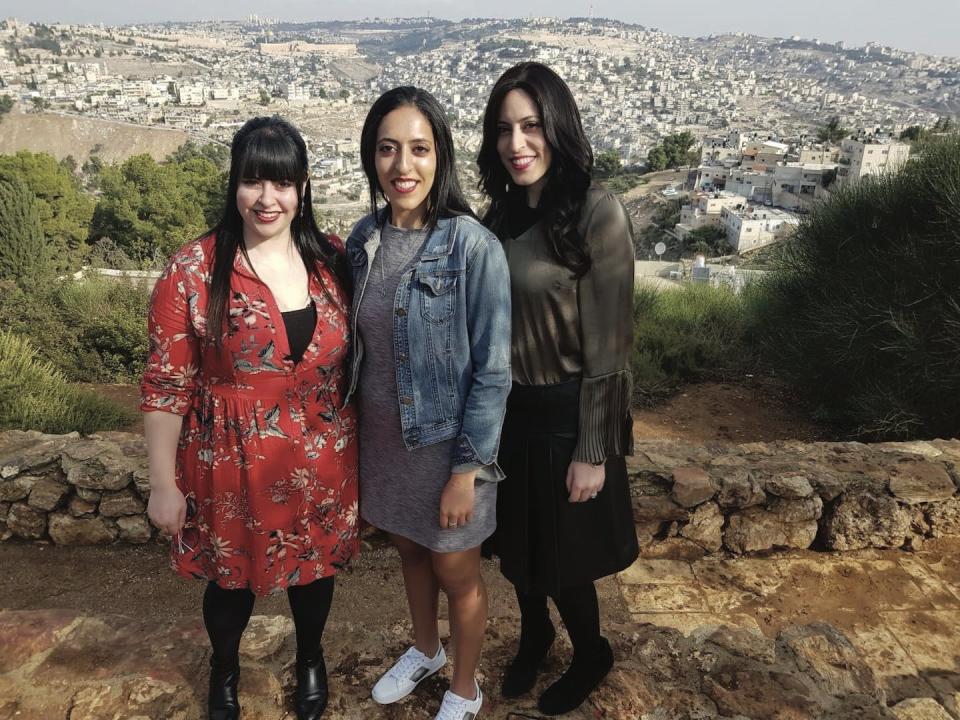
[654,241,666,257]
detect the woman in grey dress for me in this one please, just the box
[342,87,511,720]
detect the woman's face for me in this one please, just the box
[235,177,300,245]
[374,105,437,229]
[496,88,552,206]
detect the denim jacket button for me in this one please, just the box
[398,353,408,362]
[395,307,407,317]
[400,396,414,405]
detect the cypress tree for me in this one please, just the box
[0,170,52,286]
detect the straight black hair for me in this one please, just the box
[207,115,350,345]
[478,62,593,277]
[359,86,474,229]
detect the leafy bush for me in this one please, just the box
[632,283,761,401]
[0,329,135,434]
[0,276,149,384]
[755,134,960,439]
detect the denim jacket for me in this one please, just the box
[344,211,512,474]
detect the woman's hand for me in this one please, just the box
[147,482,187,536]
[439,470,477,529]
[566,461,605,503]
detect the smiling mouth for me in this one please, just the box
[391,179,419,194]
[510,156,536,171]
[254,210,280,222]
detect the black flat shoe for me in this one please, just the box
[208,662,240,720]
[501,621,556,698]
[537,637,614,716]
[295,652,329,720]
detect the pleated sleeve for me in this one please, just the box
[573,190,635,463]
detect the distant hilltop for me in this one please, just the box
[0,109,188,163]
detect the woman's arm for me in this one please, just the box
[140,257,202,535]
[566,191,635,501]
[439,232,511,528]
[144,411,187,535]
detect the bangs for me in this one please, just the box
[236,130,306,182]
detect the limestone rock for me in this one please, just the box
[0,502,8,522]
[633,496,688,523]
[724,506,817,554]
[768,495,824,523]
[7,502,47,539]
[98,488,145,517]
[116,515,153,544]
[702,625,776,664]
[27,477,71,511]
[766,473,814,499]
[68,677,194,720]
[47,513,116,545]
[671,466,716,508]
[75,486,101,502]
[824,492,911,550]
[888,459,956,504]
[60,438,136,491]
[780,623,881,699]
[680,501,724,552]
[239,615,293,660]
[0,431,77,478]
[715,469,766,509]
[132,467,151,498]
[0,475,37,502]
[892,698,954,720]
[927,498,960,537]
[68,496,98,517]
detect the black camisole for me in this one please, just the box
[281,302,316,364]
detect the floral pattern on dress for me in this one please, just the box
[141,234,359,596]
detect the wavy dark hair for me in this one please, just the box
[478,62,593,276]
[360,86,474,228]
[206,115,349,345]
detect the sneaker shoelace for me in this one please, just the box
[387,648,429,683]
[436,693,470,720]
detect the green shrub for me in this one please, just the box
[755,134,960,439]
[0,276,149,384]
[632,283,761,401]
[0,329,136,434]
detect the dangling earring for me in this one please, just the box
[505,183,510,193]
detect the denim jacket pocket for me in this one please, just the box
[416,269,458,324]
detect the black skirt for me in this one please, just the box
[486,380,639,595]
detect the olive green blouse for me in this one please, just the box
[501,185,635,463]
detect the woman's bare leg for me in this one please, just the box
[390,533,441,657]
[432,546,486,699]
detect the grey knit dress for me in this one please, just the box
[356,223,497,553]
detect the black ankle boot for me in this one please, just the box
[537,636,613,716]
[501,620,556,698]
[295,652,328,720]
[208,660,240,720]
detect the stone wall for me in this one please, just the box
[2,430,959,552]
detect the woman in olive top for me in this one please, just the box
[478,62,639,716]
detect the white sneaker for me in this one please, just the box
[371,644,447,704]
[435,681,482,720]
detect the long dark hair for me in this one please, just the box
[360,86,474,228]
[206,115,349,345]
[478,62,593,276]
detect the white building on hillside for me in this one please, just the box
[837,136,910,184]
[721,205,800,253]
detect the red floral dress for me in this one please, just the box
[140,234,359,596]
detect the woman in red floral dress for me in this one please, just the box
[141,116,357,720]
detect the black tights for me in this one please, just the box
[515,582,602,657]
[203,576,335,668]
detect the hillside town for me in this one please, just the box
[0,15,954,251]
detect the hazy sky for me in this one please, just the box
[1,0,957,58]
